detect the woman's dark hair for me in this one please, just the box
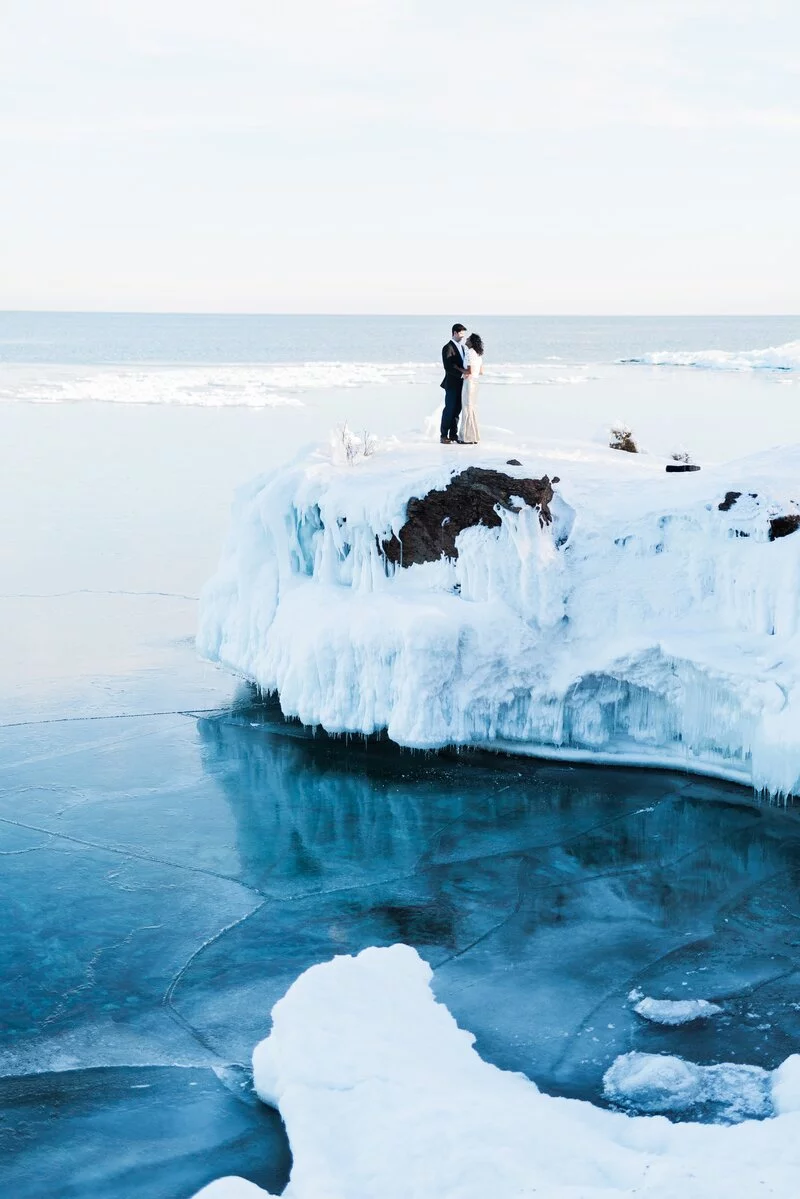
[466,332,484,355]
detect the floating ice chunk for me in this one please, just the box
[604,1051,704,1113]
[633,996,722,1025]
[603,1051,772,1121]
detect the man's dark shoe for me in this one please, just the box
[440,437,453,444]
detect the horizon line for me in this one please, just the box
[1,310,798,319]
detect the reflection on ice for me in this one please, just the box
[188,699,800,1107]
[0,1065,291,1199]
[4,691,800,1196]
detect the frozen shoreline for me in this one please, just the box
[198,431,800,799]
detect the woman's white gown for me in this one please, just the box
[459,348,482,443]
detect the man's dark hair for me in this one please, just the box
[452,323,467,335]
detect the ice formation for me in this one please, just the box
[603,1051,772,1121]
[626,338,800,371]
[0,361,591,406]
[192,945,800,1199]
[632,995,723,1025]
[198,434,800,798]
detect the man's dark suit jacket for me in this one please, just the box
[441,340,465,391]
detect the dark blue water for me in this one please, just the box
[3,687,800,1196]
[1,311,798,365]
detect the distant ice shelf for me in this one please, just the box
[198,432,800,798]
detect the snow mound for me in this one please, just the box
[194,945,800,1199]
[633,996,723,1025]
[192,1182,268,1199]
[772,1054,800,1114]
[603,1051,772,1122]
[627,339,800,372]
[198,434,800,797]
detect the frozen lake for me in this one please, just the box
[2,333,800,1195]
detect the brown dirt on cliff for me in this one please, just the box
[381,466,554,567]
[769,514,800,541]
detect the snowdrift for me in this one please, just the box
[193,945,800,1199]
[198,434,800,797]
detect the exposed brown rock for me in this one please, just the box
[769,514,800,541]
[382,467,554,567]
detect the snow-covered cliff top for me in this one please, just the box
[198,433,800,797]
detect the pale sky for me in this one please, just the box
[2,0,799,313]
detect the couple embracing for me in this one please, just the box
[440,322,484,445]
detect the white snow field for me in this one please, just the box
[192,945,800,1199]
[198,431,800,798]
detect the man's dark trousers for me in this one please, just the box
[440,338,465,440]
[440,383,462,441]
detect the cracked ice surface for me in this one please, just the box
[6,697,800,1195]
[198,436,800,798]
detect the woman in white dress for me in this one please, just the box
[459,332,483,444]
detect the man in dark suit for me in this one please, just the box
[440,323,468,443]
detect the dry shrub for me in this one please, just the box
[609,426,638,454]
[337,422,377,464]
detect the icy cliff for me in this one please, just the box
[198,434,800,797]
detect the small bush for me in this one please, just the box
[336,422,378,465]
[610,426,638,453]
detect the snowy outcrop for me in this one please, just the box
[193,945,800,1199]
[198,435,800,797]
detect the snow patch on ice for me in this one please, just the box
[193,945,800,1199]
[633,996,723,1025]
[603,1051,772,1121]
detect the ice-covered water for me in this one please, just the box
[2,312,800,462]
[3,314,800,1195]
